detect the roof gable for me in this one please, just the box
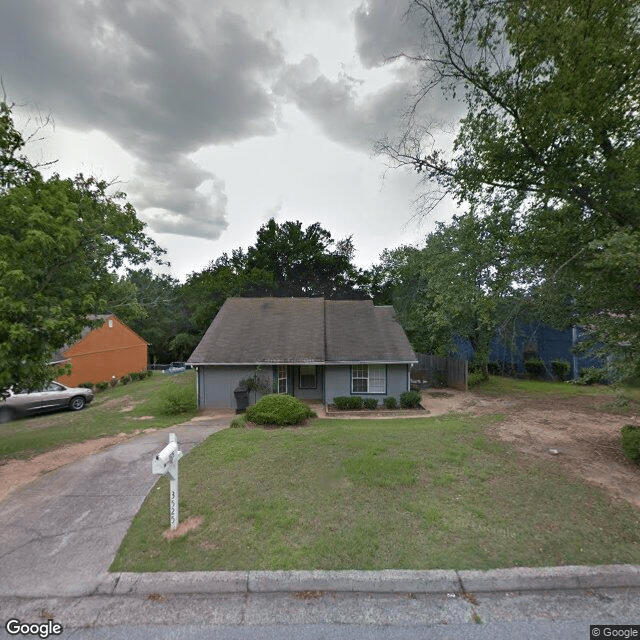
[188,297,325,364]
[324,300,416,363]
[188,297,416,365]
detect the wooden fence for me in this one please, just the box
[411,353,468,391]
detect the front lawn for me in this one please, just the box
[0,370,198,461]
[111,413,640,572]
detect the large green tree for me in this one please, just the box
[381,210,519,368]
[243,218,369,298]
[381,0,640,379]
[0,102,163,393]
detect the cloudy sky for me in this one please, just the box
[1,0,462,281]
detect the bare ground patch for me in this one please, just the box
[0,428,156,503]
[422,388,640,510]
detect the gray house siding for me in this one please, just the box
[197,365,271,409]
[324,364,410,406]
[292,365,324,401]
[198,364,325,409]
[190,298,417,410]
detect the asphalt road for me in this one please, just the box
[1,589,639,639]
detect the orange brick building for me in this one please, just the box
[54,314,148,386]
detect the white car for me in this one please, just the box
[0,382,94,423]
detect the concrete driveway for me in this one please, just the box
[0,419,230,598]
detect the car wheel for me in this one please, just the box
[69,396,86,411]
[0,406,14,423]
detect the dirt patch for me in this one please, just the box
[0,432,140,503]
[422,388,640,511]
[162,515,204,539]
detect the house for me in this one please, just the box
[53,314,148,386]
[455,322,603,379]
[187,297,417,409]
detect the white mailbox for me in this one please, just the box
[152,433,183,529]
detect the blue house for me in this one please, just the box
[456,323,603,379]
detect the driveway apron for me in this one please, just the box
[0,420,229,597]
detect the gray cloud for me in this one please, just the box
[353,0,422,68]
[274,55,414,152]
[129,157,228,239]
[0,0,283,239]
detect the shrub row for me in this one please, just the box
[332,391,422,410]
[79,370,152,392]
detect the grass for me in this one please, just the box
[475,374,640,401]
[110,412,640,572]
[0,370,199,461]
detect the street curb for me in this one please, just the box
[99,565,640,597]
[458,564,640,593]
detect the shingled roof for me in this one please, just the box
[188,297,417,365]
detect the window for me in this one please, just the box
[368,365,386,394]
[352,365,368,392]
[351,364,386,394]
[277,365,288,394]
[299,365,317,389]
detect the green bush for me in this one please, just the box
[333,396,364,410]
[524,358,546,379]
[120,374,131,385]
[95,381,109,392]
[551,359,571,381]
[621,425,640,465]
[230,414,247,429]
[468,371,487,388]
[245,394,316,426]
[383,396,398,409]
[578,367,607,385]
[400,390,422,409]
[78,382,94,389]
[159,386,197,416]
[362,398,378,410]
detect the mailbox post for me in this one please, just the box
[152,433,183,529]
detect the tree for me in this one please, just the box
[167,220,373,363]
[380,0,640,378]
[244,218,369,298]
[178,251,268,339]
[0,102,163,393]
[381,210,518,369]
[101,268,183,364]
